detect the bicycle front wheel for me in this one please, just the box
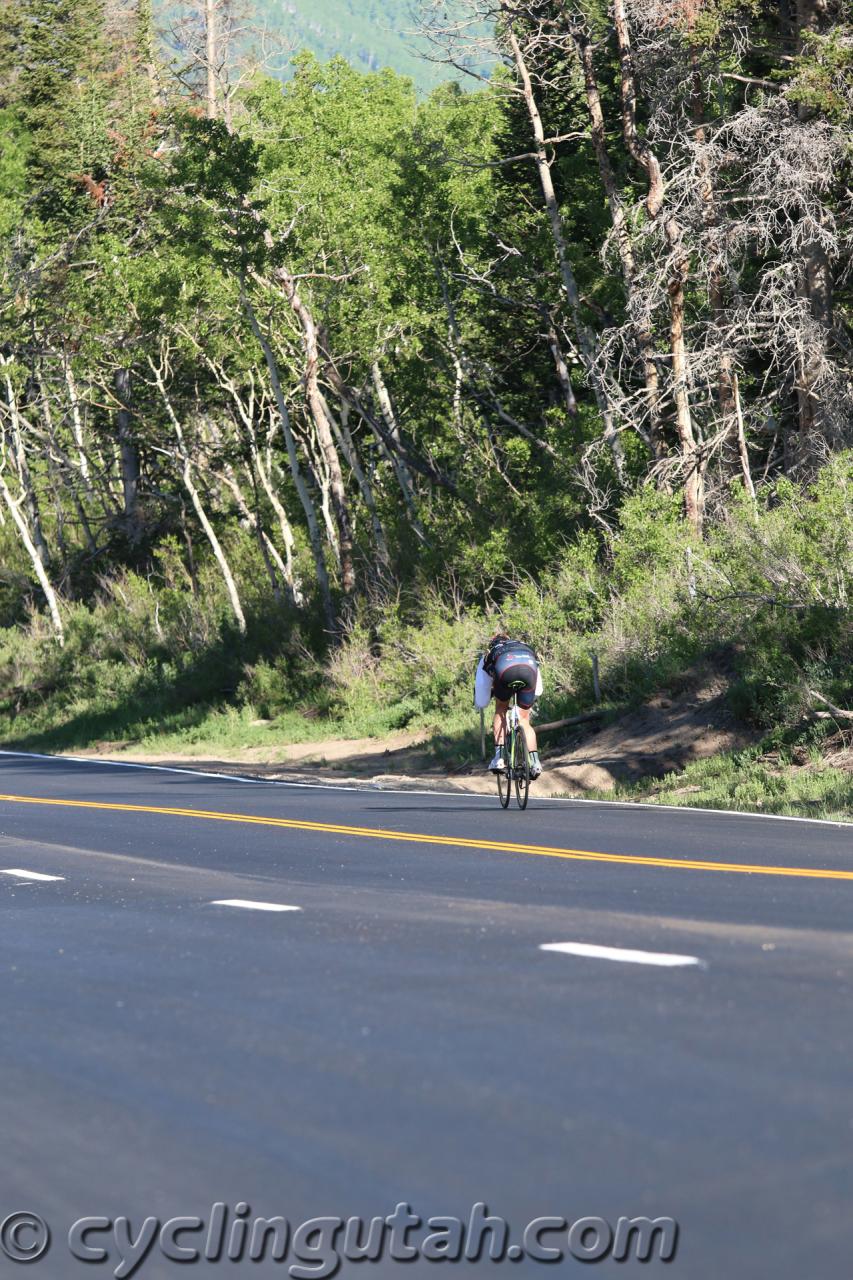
[513,727,530,810]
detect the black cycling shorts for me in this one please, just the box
[493,662,538,708]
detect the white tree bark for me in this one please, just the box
[62,354,90,480]
[733,374,756,503]
[243,291,335,631]
[150,360,247,634]
[1,358,51,569]
[574,27,660,453]
[205,0,218,119]
[507,23,624,480]
[284,280,356,597]
[371,361,426,540]
[253,442,302,605]
[0,456,64,645]
[326,394,391,570]
[612,0,703,529]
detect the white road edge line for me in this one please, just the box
[0,747,848,828]
[210,899,302,913]
[0,748,269,787]
[0,868,65,882]
[540,941,705,968]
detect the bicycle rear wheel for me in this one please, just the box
[497,741,511,808]
[513,726,530,810]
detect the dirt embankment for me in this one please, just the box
[78,666,761,797]
[538,667,754,795]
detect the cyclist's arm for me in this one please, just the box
[535,667,543,696]
[474,657,493,708]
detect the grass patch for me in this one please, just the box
[589,743,853,823]
[0,692,427,758]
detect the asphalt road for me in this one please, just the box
[1,751,851,1279]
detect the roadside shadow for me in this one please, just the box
[362,803,568,812]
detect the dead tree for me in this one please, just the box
[613,0,704,531]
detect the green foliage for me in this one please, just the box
[17,0,109,202]
[611,487,687,591]
[6,456,848,778]
[0,107,29,238]
[1,0,851,828]
[673,0,762,49]
[602,741,853,823]
[786,28,853,122]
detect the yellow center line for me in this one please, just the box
[0,792,851,881]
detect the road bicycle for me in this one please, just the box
[496,686,531,811]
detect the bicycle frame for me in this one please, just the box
[496,689,530,810]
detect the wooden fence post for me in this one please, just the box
[591,653,601,705]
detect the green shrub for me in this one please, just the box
[1,454,850,766]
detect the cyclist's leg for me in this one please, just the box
[493,699,509,746]
[516,687,542,777]
[488,698,509,771]
[518,707,537,752]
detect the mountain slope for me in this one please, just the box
[265,0,447,90]
[159,0,481,94]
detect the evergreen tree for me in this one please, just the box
[18,0,107,210]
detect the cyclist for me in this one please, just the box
[474,631,543,778]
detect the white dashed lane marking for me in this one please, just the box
[0,868,65,882]
[540,941,705,968]
[210,899,303,913]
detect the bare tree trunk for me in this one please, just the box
[327,395,391,570]
[243,291,335,631]
[370,361,425,540]
[793,0,834,457]
[300,416,339,563]
[669,256,704,532]
[575,27,660,454]
[215,459,284,603]
[40,391,99,555]
[180,453,246,633]
[252,436,303,605]
[182,335,305,604]
[200,412,287,604]
[613,0,664,215]
[688,50,738,448]
[796,229,833,461]
[38,380,70,562]
[205,0,218,119]
[246,218,356,598]
[150,361,247,634]
[1,359,51,568]
[64,472,99,555]
[284,282,356,598]
[732,373,756,502]
[612,0,703,530]
[63,354,90,480]
[541,310,578,420]
[506,24,624,480]
[0,455,64,644]
[436,262,559,459]
[114,366,141,542]
[44,428,99,554]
